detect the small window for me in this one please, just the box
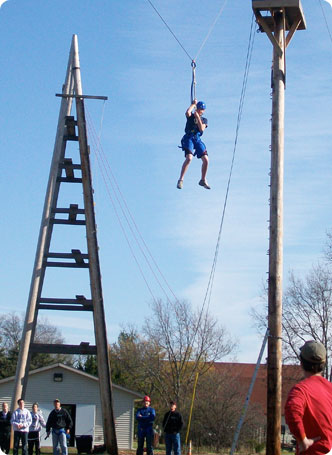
[53,373,63,382]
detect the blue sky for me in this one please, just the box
[1,0,332,363]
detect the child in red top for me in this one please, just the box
[285,340,332,455]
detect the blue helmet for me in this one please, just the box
[197,101,206,110]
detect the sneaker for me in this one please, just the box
[177,180,183,189]
[199,179,211,190]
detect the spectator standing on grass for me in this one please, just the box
[11,398,32,455]
[0,402,12,454]
[28,403,46,455]
[285,340,332,455]
[46,399,72,455]
[136,396,156,455]
[162,401,183,455]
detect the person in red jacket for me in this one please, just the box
[285,340,332,455]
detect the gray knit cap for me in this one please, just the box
[300,340,326,363]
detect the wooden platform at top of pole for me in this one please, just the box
[252,0,306,31]
[250,2,306,455]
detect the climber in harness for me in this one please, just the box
[177,99,210,190]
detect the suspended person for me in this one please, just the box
[177,99,210,190]
[28,403,46,455]
[285,340,332,455]
[162,401,183,455]
[136,396,156,455]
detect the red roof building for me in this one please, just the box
[212,362,303,417]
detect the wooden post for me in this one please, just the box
[266,14,285,455]
[251,2,306,455]
[71,35,118,455]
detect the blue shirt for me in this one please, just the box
[184,114,208,136]
[136,406,156,430]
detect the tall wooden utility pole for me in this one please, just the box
[251,2,306,455]
[12,35,118,455]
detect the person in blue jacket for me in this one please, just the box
[136,396,156,455]
[177,99,210,190]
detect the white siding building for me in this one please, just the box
[0,363,141,450]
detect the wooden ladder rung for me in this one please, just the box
[51,205,86,225]
[30,343,97,355]
[57,177,83,183]
[44,250,89,268]
[38,296,93,311]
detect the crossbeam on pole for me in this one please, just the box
[56,94,108,100]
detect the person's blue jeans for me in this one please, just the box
[136,430,153,455]
[165,433,181,455]
[13,431,28,455]
[52,430,67,455]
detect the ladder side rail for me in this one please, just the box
[12,40,75,407]
[72,35,118,455]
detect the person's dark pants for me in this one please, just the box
[28,431,41,455]
[14,431,28,455]
[136,430,153,455]
[0,430,11,454]
[165,433,181,455]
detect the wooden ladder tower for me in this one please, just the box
[12,35,118,455]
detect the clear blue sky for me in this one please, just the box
[1,0,332,363]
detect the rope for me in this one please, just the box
[194,0,229,61]
[319,0,332,47]
[145,0,193,62]
[98,100,106,142]
[145,0,228,108]
[145,0,227,63]
[201,12,256,315]
[191,60,196,103]
[86,114,158,303]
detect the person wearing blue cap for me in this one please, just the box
[177,99,210,190]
